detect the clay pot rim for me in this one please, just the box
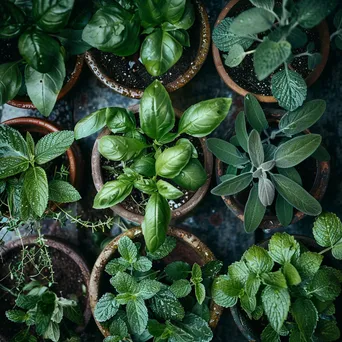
[88,226,223,337]
[215,114,330,230]
[84,0,211,99]
[212,0,330,103]
[1,235,92,332]
[91,104,213,224]
[7,54,84,109]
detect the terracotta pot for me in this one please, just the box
[215,112,330,230]
[0,236,91,334]
[85,0,210,99]
[2,117,83,210]
[7,55,84,109]
[212,0,330,103]
[230,235,342,341]
[91,104,213,224]
[89,227,224,337]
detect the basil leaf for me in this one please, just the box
[19,30,60,73]
[244,93,268,132]
[176,138,198,158]
[142,193,171,253]
[33,0,75,32]
[168,29,190,47]
[0,62,22,104]
[275,195,293,227]
[211,172,252,196]
[157,180,183,200]
[178,98,232,137]
[48,180,81,203]
[134,179,157,195]
[131,155,156,177]
[173,0,195,30]
[248,130,264,167]
[56,29,91,55]
[140,80,175,140]
[141,29,183,76]
[106,107,136,134]
[0,2,26,39]
[93,180,133,209]
[74,108,107,140]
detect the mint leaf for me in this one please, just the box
[192,302,210,322]
[48,180,81,203]
[261,271,287,288]
[6,310,28,323]
[118,236,138,263]
[313,212,342,248]
[170,279,192,298]
[109,318,128,338]
[194,283,206,305]
[147,236,177,260]
[137,279,161,300]
[94,293,119,322]
[243,245,274,274]
[35,292,57,335]
[240,292,257,315]
[191,263,202,283]
[294,251,323,280]
[261,324,280,342]
[228,261,250,284]
[245,273,261,296]
[268,233,300,265]
[127,297,148,335]
[212,275,239,308]
[12,330,37,342]
[283,262,301,286]
[43,322,60,342]
[166,321,193,342]
[15,294,39,310]
[110,272,138,294]
[165,261,191,281]
[133,256,152,272]
[315,320,341,342]
[332,242,342,259]
[148,319,166,337]
[105,259,130,275]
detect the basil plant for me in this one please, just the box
[213,0,339,111]
[212,215,342,341]
[74,80,231,252]
[0,0,91,116]
[207,93,329,233]
[0,125,81,221]
[82,0,195,76]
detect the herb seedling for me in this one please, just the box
[94,235,222,342]
[213,0,338,110]
[82,0,196,76]
[212,213,342,341]
[74,80,231,252]
[207,93,329,232]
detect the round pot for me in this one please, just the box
[0,236,91,337]
[91,104,213,224]
[85,0,210,99]
[89,227,224,337]
[7,55,84,109]
[215,112,330,230]
[212,0,330,103]
[230,235,342,341]
[2,117,83,210]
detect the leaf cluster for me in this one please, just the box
[82,0,195,76]
[94,235,223,342]
[207,93,329,232]
[0,0,91,116]
[75,80,231,252]
[213,0,339,110]
[212,228,342,342]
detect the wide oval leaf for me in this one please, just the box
[74,108,107,140]
[0,2,26,39]
[0,62,22,104]
[106,107,136,134]
[224,44,246,67]
[156,180,183,200]
[211,172,253,196]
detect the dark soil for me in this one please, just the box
[90,1,201,90]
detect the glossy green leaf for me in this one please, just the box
[212,275,239,308]
[315,320,341,341]
[56,29,91,55]
[134,179,157,195]
[131,155,156,177]
[147,236,177,260]
[74,108,107,140]
[170,279,192,298]
[0,62,22,104]
[0,2,26,39]
[157,180,183,200]
[283,262,301,286]
[176,138,198,159]
[244,93,268,132]
[211,172,252,196]
[168,29,190,47]
[173,0,194,30]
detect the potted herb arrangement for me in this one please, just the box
[207,94,330,232]
[89,227,223,341]
[212,213,342,341]
[75,80,231,252]
[0,0,89,115]
[212,0,334,110]
[83,0,210,98]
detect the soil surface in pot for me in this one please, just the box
[220,1,320,96]
[0,245,88,340]
[89,1,201,90]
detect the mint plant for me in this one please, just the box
[331,9,342,50]
[0,0,90,116]
[207,93,329,233]
[213,0,338,110]
[0,125,81,221]
[74,80,231,252]
[82,0,196,76]
[94,235,222,342]
[212,215,342,341]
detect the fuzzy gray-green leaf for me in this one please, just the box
[244,93,268,132]
[211,172,252,196]
[235,111,248,152]
[258,176,275,206]
[248,130,264,167]
[224,44,246,67]
[275,195,293,227]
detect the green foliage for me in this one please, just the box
[212,230,342,341]
[208,94,327,232]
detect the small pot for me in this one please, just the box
[230,235,342,341]
[85,0,210,99]
[0,236,92,337]
[215,112,330,230]
[7,55,84,110]
[91,104,213,224]
[212,0,330,103]
[89,227,223,337]
[2,117,83,210]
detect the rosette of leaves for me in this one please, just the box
[0,124,81,221]
[331,9,342,50]
[94,235,222,342]
[6,280,83,342]
[0,0,91,116]
[212,225,342,341]
[207,93,329,233]
[82,0,196,76]
[212,0,339,111]
[74,80,231,252]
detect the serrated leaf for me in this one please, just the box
[315,320,341,342]
[15,294,39,310]
[137,279,162,300]
[6,310,28,323]
[170,279,192,298]
[195,283,205,305]
[191,263,202,283]
[245,273,261,297]
[134,257,152,272]
[294,252,323,280]
[224,44,246,67]
[118,236,138,263]
[244,93,268,132]
[262,271,287,288]
[261,324,280,342]
[313,212,342,248]
[165,261,191,281]
[147,236,177,260]
[109,318,129,339]
[43,322,60,342]
[94,293,119,322]
[191,302,210,322]
[228,261,250,284]
[268,232,300,265]
[111,272,138,294]
[127,297,148,335]
[48,180,81,203]
[35,292,57,335]
[211,275,239,308]
[332,243,342,260]
[211,172,253,196]
[244,245,274,274]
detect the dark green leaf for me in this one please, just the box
[127,297,148,335]
[275,194,293,226]
[277,167,302,185]
[35,292,56,335]
[48,180,81,203]
[111,271,138,294]
[261,324,280,342]
[105,107,135,134]
[57,29,91,55]
[294,251,323,280]
[6,310,28,323]
[261,271,287,288]
[105,258,129,275]
[192,302,210,322]
[243,245,274,274]
[156,180,183,199]
[168,29,190,47]
[170,279,192,298]
[147,236,177,260]
[315,320,341,342]
[287,27,308,48]
[165,261,191,281]
[0,2,25,39]
[94,293,119,322]
[211,172,253,196]
[244,93,268,132]
[248,130,264,167]
[173,0,194,30]
[311,145,330,162]
[202,260,223,279]
[0,62,22,104]
[235,111,248,152]
[131,155,156,177]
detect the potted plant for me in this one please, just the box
[89,227,224,341]
[207,93,330,232]
[75,80,231,252]
[0,0,89,116]
[83,0,210,98]
[212,0,334,110]
[0,234,91,341]
[212,212,342,341]
[0,117,82,221]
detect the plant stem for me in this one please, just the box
[245,49,256,55]
[318,246,333,255]
[330,29,342,41]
